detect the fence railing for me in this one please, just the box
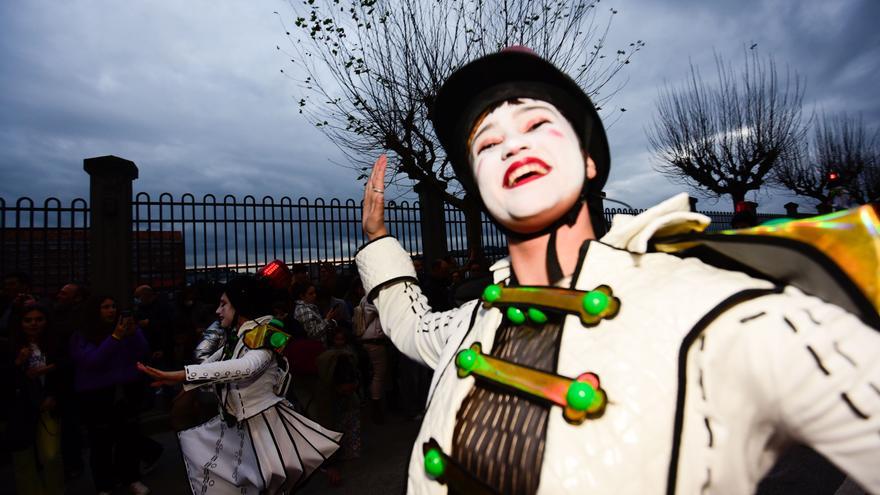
[2,193,781,296]
[0,197,90,295]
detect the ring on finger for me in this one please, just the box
[371,187,384,193]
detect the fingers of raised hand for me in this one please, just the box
[367,154,387,197]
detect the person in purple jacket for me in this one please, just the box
[70,295,151,495]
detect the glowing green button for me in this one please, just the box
[456,348,478,373]
[582,290,609,315]
[482,284,502,303]
[527,307,547,324]
[566,381,596,411]
[270,332,288,349]
[506,306,526,324]
[424,448,445,478]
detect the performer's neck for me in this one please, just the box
[507,204,595,286]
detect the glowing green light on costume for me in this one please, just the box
[424,448,445,478]
[455,348,478,373]
[481,283,620,326]
[270,332,288,349]
[527,307,547,324]
[454,343,607,424]
[582,290,609,315]
[566,381,596,411]
[506,306,526,324]
[482,284,502,303]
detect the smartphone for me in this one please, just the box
[120,309,133,319]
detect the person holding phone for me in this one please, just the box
[70,296,151,495]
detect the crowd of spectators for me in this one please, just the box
[0,255,488,492]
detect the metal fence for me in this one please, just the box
[129,193,511,287]
[2,193,780,296]
[0,197,90,296]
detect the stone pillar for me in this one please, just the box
[413,180,448,265]
[784,202,799,217]
[84,155,138,310]
[688,196,699,212]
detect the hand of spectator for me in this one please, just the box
[15,346,32,366]
[137,362,185,387]
[113,316,136,339]
[138,318,150,329]
[362,154,389,241]
[26,363,56,379]
[325,305,340,321]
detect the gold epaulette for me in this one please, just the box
[242,319,291,353]
[652,204,880,327]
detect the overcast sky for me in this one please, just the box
[1,0,877,213]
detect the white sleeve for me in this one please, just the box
[355,236,476,369]
[711,287,880,491]
[184,348,274,384]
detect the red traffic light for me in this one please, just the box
[827,171,840,182]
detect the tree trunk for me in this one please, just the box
[414,179,448,265]
[730,191,746,211]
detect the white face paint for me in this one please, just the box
[468,98,596,234]
[216,293,236,329]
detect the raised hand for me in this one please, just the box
[137,362,185,387]
[362,154,389,241]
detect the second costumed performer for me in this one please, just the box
[139,275,341,494]
[356,47,880,494]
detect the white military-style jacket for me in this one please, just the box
[184,315,287,421]
[355,194,880,494]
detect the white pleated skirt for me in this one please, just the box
[179,401,342,494]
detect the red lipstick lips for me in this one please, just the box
[502,157,552,189]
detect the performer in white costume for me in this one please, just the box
[139,276,341,494]
[356,47,880,494]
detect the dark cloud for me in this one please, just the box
[0,0,353,205]
[602,0,879,211]
[1,0,876,215]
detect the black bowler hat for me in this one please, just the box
[430,46,610,201]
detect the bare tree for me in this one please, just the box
[773,112,880,206]
[276,0,642,260]
[647,50,807,209]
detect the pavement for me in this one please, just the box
[1,404,422,495]
[3,401,866,495]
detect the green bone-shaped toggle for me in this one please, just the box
[482,283,620,326]
[455,343,607,425]
[421,440,497,494]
